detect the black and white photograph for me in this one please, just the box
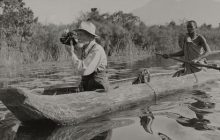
[0,0,220,139]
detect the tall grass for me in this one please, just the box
[1,8,220,66]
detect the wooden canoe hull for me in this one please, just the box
[0,70,220,125]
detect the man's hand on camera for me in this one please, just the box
[65,40,75,56]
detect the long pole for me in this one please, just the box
[155,53,220,71]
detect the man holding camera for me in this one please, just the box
[64,21,109,92]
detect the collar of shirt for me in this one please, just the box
[84,40,96,56]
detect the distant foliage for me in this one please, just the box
[1,4,220,64]
[28,23,68,61]
[77,9,144,56]
[199,28,220,50]
[0,0,38,64]
[0,0,37,48]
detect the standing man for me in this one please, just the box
[163,20,211,76]
[65,21,109,92]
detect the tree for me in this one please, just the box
[200,23,212,30]
[0,0,37,50]
[168,21,176,28]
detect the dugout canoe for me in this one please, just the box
[0,69,220,125]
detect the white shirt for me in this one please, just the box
[73,40,107,76]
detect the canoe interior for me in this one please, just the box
[43,72,173,95]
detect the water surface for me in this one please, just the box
[0,56,220,140]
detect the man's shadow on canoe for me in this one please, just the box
[0,116,134,140]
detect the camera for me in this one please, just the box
[60,31,77,46]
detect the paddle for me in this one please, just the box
[155,52,220,71]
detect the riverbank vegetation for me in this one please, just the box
[1,0,220,65]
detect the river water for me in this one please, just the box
[0,56,220,140]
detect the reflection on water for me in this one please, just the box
[140,111,154,134]
[182,90,218,131]
[140,109,173,140]
[0,56,220,140]
[0,119,134,140]
[163,96,218,132]
[0,113,19,140]
[136,84,220,140]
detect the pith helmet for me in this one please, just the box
[75,21,98,37]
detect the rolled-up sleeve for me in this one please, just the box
[74,49,101,75]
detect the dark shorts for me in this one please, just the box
[80,71,109,92]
